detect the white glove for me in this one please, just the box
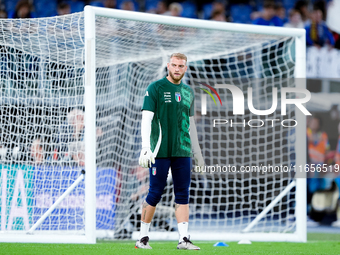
[189,116,204,172]
[139,147,155,168]
[193,152,205,171]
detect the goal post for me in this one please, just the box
[294,34,307,243]
[0,6,306,243]
[84,6,97,245]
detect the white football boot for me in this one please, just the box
[177,236,200,250]
[135,236,152,249]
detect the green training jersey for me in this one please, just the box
[142,77,194,158]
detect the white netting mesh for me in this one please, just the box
[0,11,297,239]
[0,14,87,234]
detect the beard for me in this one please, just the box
[169,70,184,83]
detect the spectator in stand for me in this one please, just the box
[250,11,262,21]
[0,142,7,161]
[210,10,226,22]
[212,1,225,13]
[307,116,334,198]
[275,3,288,24]
[31,138,44,165]
[252,1,283,27]
[209,1,227,20]
[53,108,102,163]
[121,1,135,11]
[68,141,85,167]
[327,0,340,49]
[9,0,35,19]
[0,9,7,18]
[307,117,330,168]
[295,0,310,26]
[166,2,183,17]
[284,9,304,28]
[306,116,328,226]
[30,136,52,165]
[305,7,335,48]
[313,0,326,20]
[156,1,168,15]
[53,108,85,161]
[104,0,117,9]
[57,2,71,16]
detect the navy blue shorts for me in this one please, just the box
[145,157,191,206]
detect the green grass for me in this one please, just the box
[1,233,340,255]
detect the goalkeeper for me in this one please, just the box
[136,53,204,250]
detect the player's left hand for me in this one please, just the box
[193,152,205,171]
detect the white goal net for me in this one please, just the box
[0,7,306,243]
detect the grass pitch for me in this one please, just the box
[2,233,340,255]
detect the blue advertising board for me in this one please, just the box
[33,165,116,230]
[0,164,116,231]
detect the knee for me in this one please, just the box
[146,189,163,206]
[174,187,189,204]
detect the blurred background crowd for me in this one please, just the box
[0,0,338,40]
[1,0,340,77]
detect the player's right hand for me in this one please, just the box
[139,147,155,168]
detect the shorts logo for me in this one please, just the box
[152,167,156,175]
[175,92,181,102]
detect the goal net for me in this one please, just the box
[0,7,306,243]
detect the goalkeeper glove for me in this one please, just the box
[193,151,205,172]
[139,147,155,168]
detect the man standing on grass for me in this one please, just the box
[136,53,204,250]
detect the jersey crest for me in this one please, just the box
[175,92,181,102]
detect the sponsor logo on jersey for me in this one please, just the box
[164,92,171,103]
[152,167,156,175]
[175,92,181,102]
